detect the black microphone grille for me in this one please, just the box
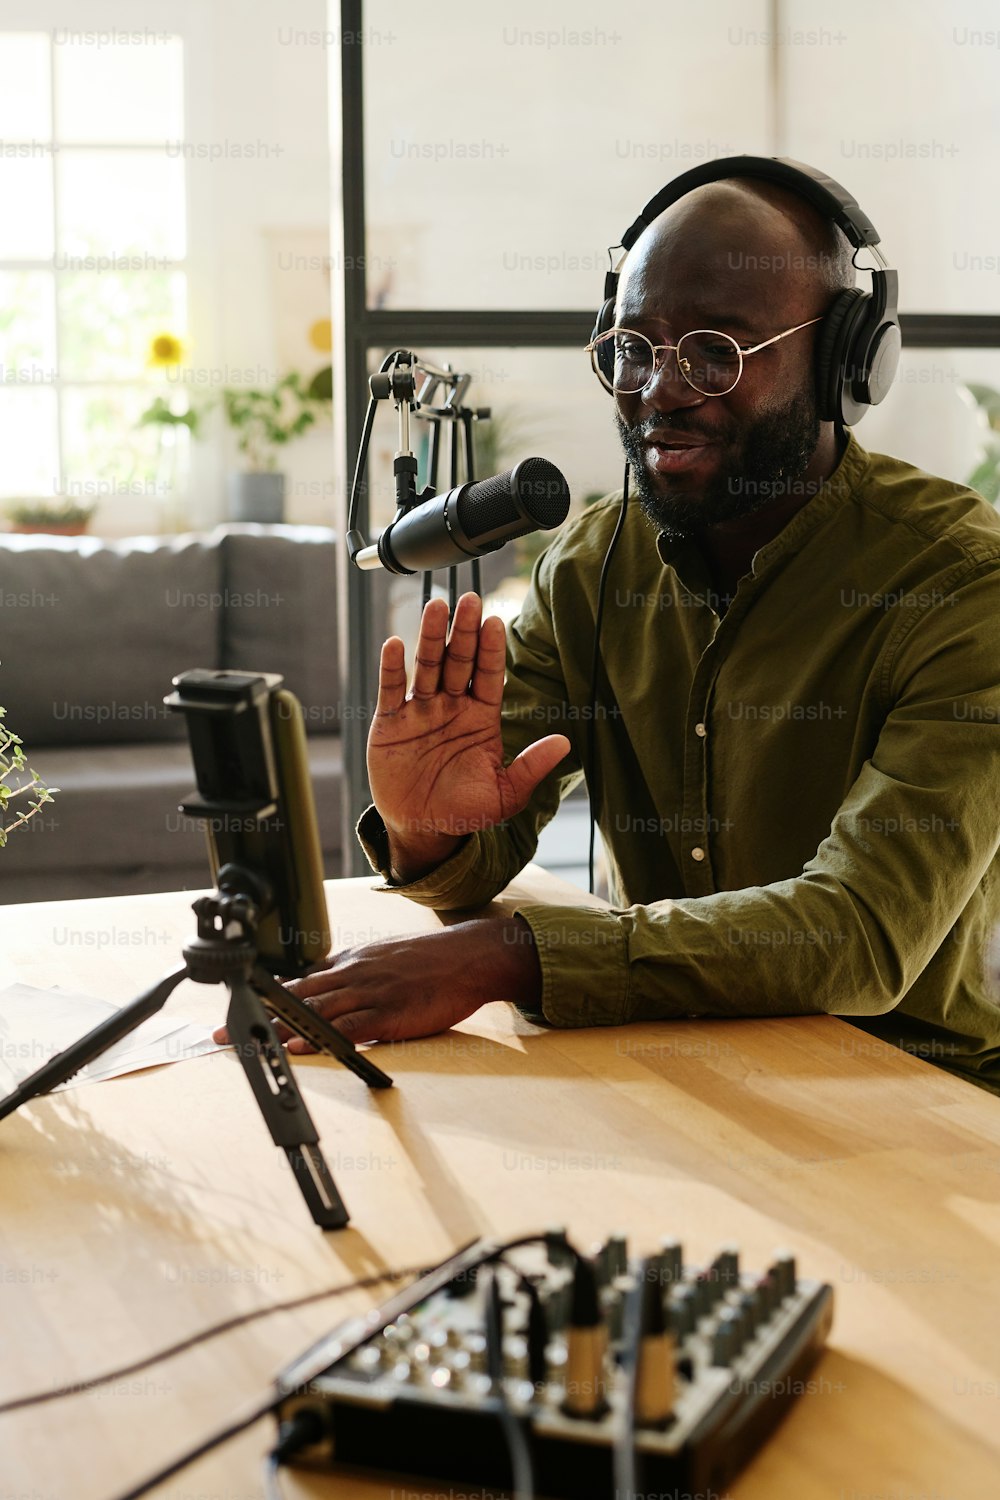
[460,459,570,542]
[514,458,571,525]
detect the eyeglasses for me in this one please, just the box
[586,317,823,396]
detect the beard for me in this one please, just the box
[614,387,821,538]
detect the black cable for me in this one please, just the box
[612,1270,643,1498]
[0,1261,428,1416]
[263,1408,328,1500]
[484,1265,536,1500]
[587,463,631,894]
[346,348,407,548]
[261,1451,284,1500]
[90,1236,581,1500]
[110,1392,277,1500]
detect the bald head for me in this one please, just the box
[618,177,855,327]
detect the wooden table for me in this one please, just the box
[1,868,998,1500]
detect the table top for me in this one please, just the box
[1,868,998,1500]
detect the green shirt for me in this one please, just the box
[358,434,1000,1096]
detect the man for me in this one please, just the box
[239,174,1000,1095]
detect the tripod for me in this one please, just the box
[0,867,392,1229]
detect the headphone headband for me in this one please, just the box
[619,154,882,255]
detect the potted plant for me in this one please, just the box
[5,498,96,536]
[0,706,57,847]
[222,371,323,523]
[960,383,1000,505]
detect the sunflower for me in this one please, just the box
[147,331,185,368]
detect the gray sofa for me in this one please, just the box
[0,525,380,904]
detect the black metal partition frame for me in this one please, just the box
[330,0,1000,875]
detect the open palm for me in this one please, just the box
[368,592,569,846]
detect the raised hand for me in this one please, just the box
[367,592,570,880]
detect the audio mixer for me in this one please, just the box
[272,1230,834,1498]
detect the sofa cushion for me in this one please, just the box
[0,533,221,746]
[218,524,341,732]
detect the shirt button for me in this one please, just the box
[694,722,707,737]
[691,847,706,862]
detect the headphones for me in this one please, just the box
[590,154,901,427]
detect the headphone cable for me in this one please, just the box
[586,462,630,895]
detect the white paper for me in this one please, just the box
[0,983,221,1094]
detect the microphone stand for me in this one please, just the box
[0,869,392,1230]
[346,349,490,616]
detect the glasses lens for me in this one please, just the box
[678,331,742,395]
[605,329,656,393]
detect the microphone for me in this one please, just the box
[354,457,570,574]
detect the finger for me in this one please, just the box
[375,636,407,717]
[441,593,482,697]
[504,733,571,809]
[212,1016,294,1046]
[287,969,346,999]
[409,597,450,701]
[288,1008,382,1049]
[470,614,508,705]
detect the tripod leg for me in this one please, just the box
[251,966,392,1089]
[225,976,349,1229]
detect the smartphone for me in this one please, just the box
[165,669,332,977]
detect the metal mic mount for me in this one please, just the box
[347,349,491,609]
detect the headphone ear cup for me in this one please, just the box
[591,297,617,390]
[814,289,865,424]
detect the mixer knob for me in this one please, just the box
[447,1349,471,1390]
[710,1309,742,1366]
[711,1245,740,1290]
[771,1252,797,1301]
[658,1239,684,1286]
[737,1290,761,1341]
[466,1331,488,1373]
[503,1333,529,1380]
[755,1272,778,1317]
[543,1275,572,1334]
[606,1233,629,1280]
[694,1271,719,1316]
[545,1227,574,1268]
[668,1285,698,1340]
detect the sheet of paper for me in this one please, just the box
[0,983,221,1094]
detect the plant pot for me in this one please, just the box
[227,472,285,524]
[10,521,90,536]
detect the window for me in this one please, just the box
[0,31,187,510]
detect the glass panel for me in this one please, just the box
[363,0,770,309]
[0,33,51,139]
[54,35,183,143]
[783,0,1000,311]
[860,346,1000,497]
[0,156,55,258]
[61,384,169,497]
[58,271,187,381]
[0,390,59,498]
[57,151,186,261]
[0,272,57,381]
